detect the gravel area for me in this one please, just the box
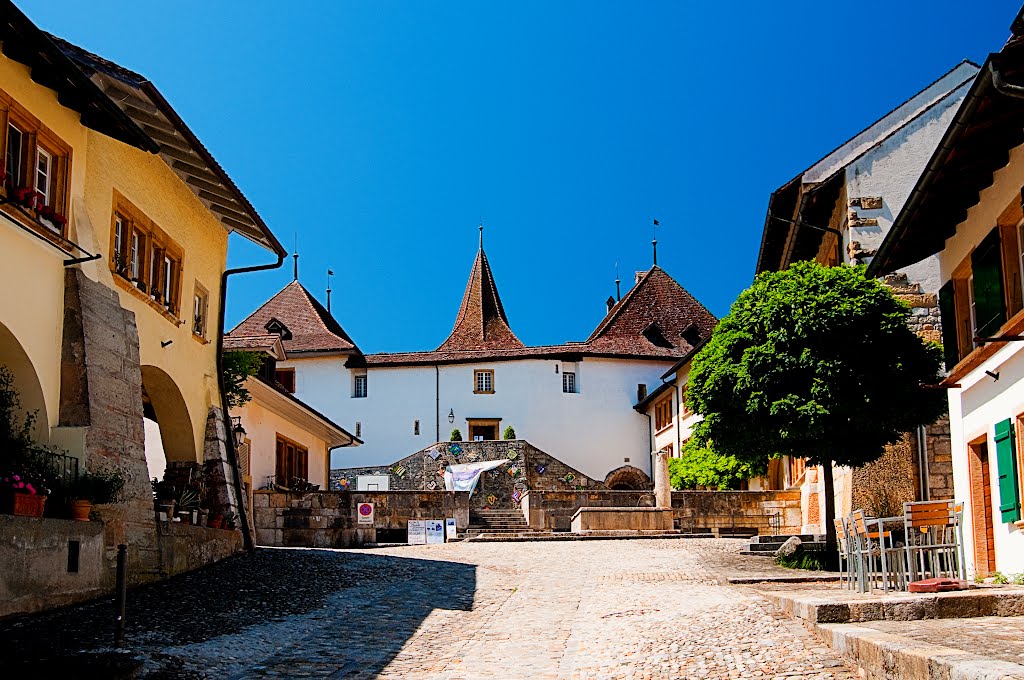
[0,539,857,679]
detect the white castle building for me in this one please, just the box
[228,235,717,486]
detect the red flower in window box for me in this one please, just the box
[11,185,37,208]
[37,204,68,229]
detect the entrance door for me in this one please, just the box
[968,437,997,576]
[467,419,500,441]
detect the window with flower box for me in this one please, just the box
[108,192,184,321]
[0,89,71,238]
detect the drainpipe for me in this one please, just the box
[218,251,285,551]
[435,364,440,443]
[643,411,654,476]
[917,424,931,500]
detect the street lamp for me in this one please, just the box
[231,416,246,448]
[448,409,455,424]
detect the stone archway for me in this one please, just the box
[0,321,49,442]
[604,465,653,490]
[141,365,196,476]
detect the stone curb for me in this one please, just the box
[818,623,1024,680]
[764,588,1024,624]
[727,574,840,585]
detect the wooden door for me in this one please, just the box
[968,438,997,576]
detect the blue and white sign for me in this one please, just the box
[445,518,457,541]
[425,519,445,544]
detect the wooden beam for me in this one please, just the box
[200,194,252,224]
[170,158,220,184]
[157,142,201,165]
[101,82,159,115]
[123,104,176,134]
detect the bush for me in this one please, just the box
[775,549,827,571]
[66,469,126,504]
[668,441,766,490]
[449,428,463,441]
[222,351,264,408]
[503,426,516,440]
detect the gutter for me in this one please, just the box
[217,250,286,551]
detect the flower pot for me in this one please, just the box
[1,492,46,517]
[208,517,223,529]
[70,499,93,522]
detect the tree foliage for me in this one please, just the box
[686,261,946,469]
[222,351,264,408]
[449,428,463,441]
[668,441,766,490]
[503,426,517,440]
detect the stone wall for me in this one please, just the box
[252,490,471,548]
[521,489,801,533]
[331,440,646,509]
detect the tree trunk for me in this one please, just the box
[822,461,838,568]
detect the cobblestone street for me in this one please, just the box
[0,539,857,679]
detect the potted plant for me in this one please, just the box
[0,471,49,517]
[152,478,176,519]
[223,511,237,531]
[207,513,224,529]
[173,486,200,524]
[65,468,126,521]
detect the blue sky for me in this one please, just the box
[22,1,1020,353]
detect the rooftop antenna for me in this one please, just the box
[326,269,334,313]
[652,218,659,266]
[615,261,621,301]
[292,233,299,281]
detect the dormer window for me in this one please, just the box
[642,322,673,348]
[265,318,292,340]
[681,323,701,348]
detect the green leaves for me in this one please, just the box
[222,351,264,408]
[688,261,946,469]
[668,440,767,490]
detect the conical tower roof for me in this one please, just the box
[437,242,524,352]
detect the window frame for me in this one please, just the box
[474,369,495,394]
[275,434,309,485]
[654,395,673,432]
[275,368,296,394]
[0,90,72,240]
[562,371,577,394]
[353,373,367,399]
[192,282,210,341]
[108,191,184,324]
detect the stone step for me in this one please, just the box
[746,541,828,553]
[750,534,820,544]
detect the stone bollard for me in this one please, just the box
[654,449,671,509]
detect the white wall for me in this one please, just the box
[936,145,1024,576]
[237,397,332,491]
[849,76,973,295]
[282,355,673,481]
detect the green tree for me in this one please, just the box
[503,426,516,440]
[449,428,463,441]
[222,351,264,408]
[686,261,945,553]
[668,441,766,490]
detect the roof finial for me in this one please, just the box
[615,261,621,301]
[479,223,484,250]
[652,218,659,266]
[293,233,299,281]
[326,269,334,313]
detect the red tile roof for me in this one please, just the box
[436,247,525,352]
[223,334,286,360]
[228,281,359,355]
[362,267,718,367]
[585,266,717,357]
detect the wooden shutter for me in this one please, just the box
[972,227,1006,338]
[994,418,1021,523]
[938,281,959,369]
[275,438,286,484]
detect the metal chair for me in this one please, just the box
[902,500,962,583]
[851,509,903,593]
[833,517,855,590]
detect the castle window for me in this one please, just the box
[275,368,296,393]
[654,396,673,431]
[414,420,420,436]
[474,370,494,394]
[562,371,576,394]
[353,374,367,398]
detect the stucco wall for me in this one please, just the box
[286,355,672,480]
[237,397,332,491]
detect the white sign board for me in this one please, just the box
[407,519,426,545]
[357,502,374,525]
[445,518,457,541]
[357,475,390,491]
[425,519,446,544]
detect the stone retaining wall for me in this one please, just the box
[252,490,471,548]
[522,489,802,533]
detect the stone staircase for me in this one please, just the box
[743,534,825,556]
[464,508,551,539]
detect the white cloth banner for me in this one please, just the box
[443,459,508,495]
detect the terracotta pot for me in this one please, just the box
[2,492,46,517]
[208,517,223,529]
[70,499,93,522]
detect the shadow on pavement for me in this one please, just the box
[0,547,476,678]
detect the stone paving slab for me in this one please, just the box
[817,621,1024,680]
[763,585,1024,624]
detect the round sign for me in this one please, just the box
[358,503,373,516]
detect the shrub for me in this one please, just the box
[449,428,463,441]
[775,549,827,571]
[668,440,766,490]
[66,468,127,504]
[503,426,516,440]
[222,351,264,408]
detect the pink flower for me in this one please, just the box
[12,475,20,481]
[25,484,35,495]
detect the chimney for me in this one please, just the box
[606,296,616,313]
[635,271,645,285]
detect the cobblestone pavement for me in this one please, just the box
[0,539,857,679]
[864,615,1024,666]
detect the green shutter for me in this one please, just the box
[994,418,1021,523]
[972,227,1006,338]
[938,280,959,369]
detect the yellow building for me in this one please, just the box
[0,3,284,611]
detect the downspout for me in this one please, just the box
[435,364,440,443]
[917,424,931,500]
[218,251,285,551]
[643,412,654,476]
[674,381,682,457]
